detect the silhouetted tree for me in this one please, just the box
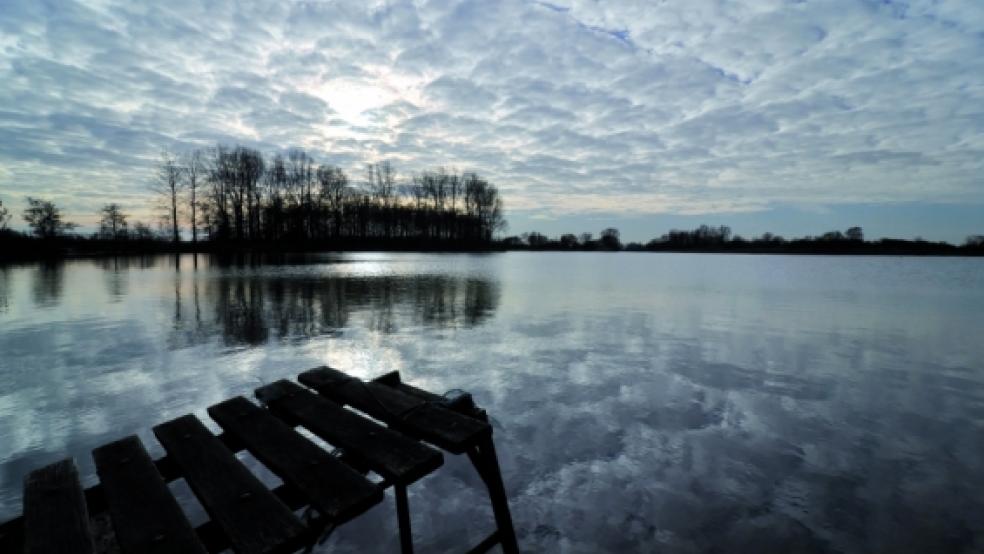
[0,199,10,230]
[525,232,549,247]
[600,227,621,250]
[656,225,732,248]
[560,233,579,249]
[184,149,205,244]
[366,161,397,207]
[131,222,156,241]
[147,143,505,248]
[154,149,183,243]
[23,197,76,238]
[205,145,265,241]
[408,179,427,210]
[286,148,314,239]
[463,172,504,241]
[317,164,348,239]
[846,226,863,242]
[760,232,785,244]
[98,204,128,239]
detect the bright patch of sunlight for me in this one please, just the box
[305,68,429,128]
[320,79,392,125]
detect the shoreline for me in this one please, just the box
[2,245,982,264]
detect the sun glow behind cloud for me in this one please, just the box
[310,78,394,127]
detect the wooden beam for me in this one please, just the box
[299,366,491,453]
[92,436,207,554]
[256,380,443,485]
[23,459,95,554]
[207,396,383,523]
[153,415,307,554]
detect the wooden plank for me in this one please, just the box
[153,414,307,554]
[207,397,384,523]
[0,430,319,554]
[298,366,491,453]
[22,458,95,554]
[92,436,207,554]
[256,380,444,484]
[373,371,488,421]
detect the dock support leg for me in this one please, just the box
[395,484,414,554]
[468,437,519,554]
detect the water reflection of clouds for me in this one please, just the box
[481,310,984,552]
[357,291,984,553]
[1,254,984,553]
[0,254,504,521]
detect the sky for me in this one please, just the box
[1,0,983,243]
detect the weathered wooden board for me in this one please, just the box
[92,435,207,554]
[256,380,443,484]
[153,414,306,554]
[299,366,491,453]
[23,458,95,554]
[207,396,383,522]
[373,371,488,421]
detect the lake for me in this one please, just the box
[1,252,983,553]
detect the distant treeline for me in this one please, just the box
[502,225,984,255]
[0,145,506,260]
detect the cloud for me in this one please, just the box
[0,0,983,229]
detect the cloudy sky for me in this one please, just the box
[1,0,983,242]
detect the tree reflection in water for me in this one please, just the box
[31,261,64,308]
[128,254,505,348]
[0,265,9,313]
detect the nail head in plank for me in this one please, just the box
[256,380,443,484]
[299,366,491,453]
[23,458,95,554]
[207,396,383,522]
[92,436,207,554]
[153,414,307,554]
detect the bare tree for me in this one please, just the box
[600,227,621,250]
[447,167,461,213]
[0,199,10,230]
[463,173,504,240]
[424,169,447,211]
[98,204,128,239]
[165,142,504,246]
[184,149,205,244]
[366,161,396,207]
[408,180,427,210]
[154,149,183,243]
[317,164,348,238]
[263,152,288,240]
[131,221,155,241]
[23,197,76,238]
[205,145,265,241]
[285,148,313,238]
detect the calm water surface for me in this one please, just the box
[1,252,983,553]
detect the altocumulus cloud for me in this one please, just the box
[1,0,983,229]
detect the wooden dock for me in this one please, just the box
[0,367,519,554]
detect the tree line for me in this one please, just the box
[0,144,506,255]
[502,225,984,255]
[153,145,504,246]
